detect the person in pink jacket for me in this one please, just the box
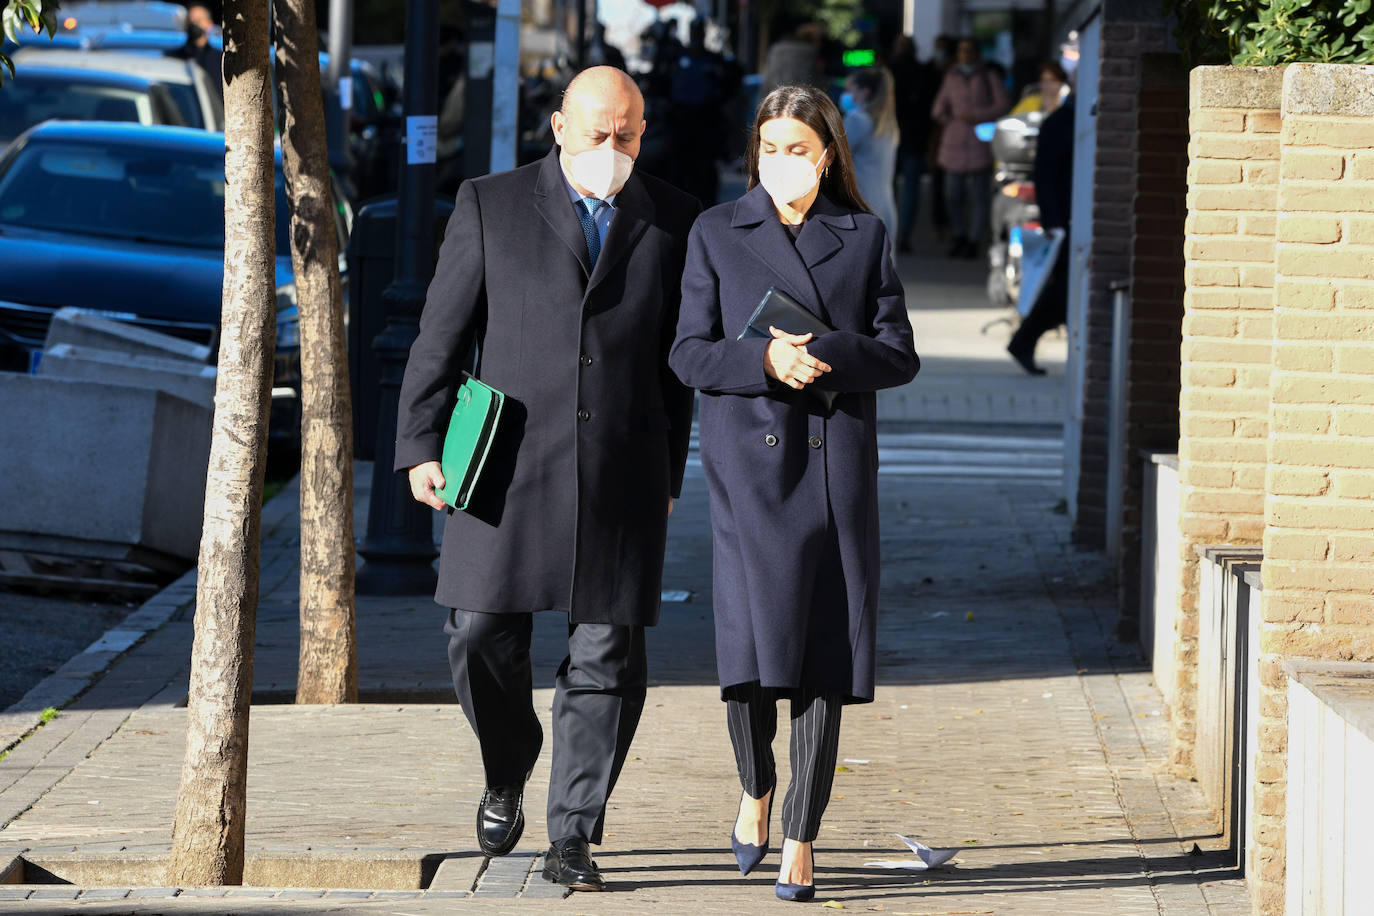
[930,38,1009,258]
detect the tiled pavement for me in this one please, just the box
[0,253,1248,913]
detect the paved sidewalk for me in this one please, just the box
[0,251,1247,914]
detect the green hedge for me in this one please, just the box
[1168,0,1374,65]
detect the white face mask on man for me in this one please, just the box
[757,150,826,209]
[565,147,635,199]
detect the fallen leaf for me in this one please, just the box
[822,902,845,910]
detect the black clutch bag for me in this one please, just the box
[737,286,837,411]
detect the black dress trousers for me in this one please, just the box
[446,609,648,845]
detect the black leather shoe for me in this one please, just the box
[1007,340,1046,376]
[476,783,526,857]
[542,837,605,891]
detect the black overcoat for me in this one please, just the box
[395,148,699,626]
[668,186,919,702]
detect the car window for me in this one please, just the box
[0,142,291,255]
[158,82,201,128]
[0,81,152,141]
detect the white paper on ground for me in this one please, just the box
[864,834,959,870]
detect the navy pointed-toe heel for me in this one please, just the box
[730,789,774,875]
[775,841,815,902]
[775,881,815,902]
[732,832,769,876]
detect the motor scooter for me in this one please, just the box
[984,108,1043,308]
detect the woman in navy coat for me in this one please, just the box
[669,85,919,901]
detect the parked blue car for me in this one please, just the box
[0,122,353,451]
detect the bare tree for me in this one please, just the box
[272,0,357,704]
[167,0,276,886]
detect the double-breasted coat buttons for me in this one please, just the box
[577,409,591,421]
[764,434,778,447]
[808,435,823,449]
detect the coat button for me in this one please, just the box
[578,409,590,421]
[580,354,593,366]
[808,435,822,449]
[764,434,778,447]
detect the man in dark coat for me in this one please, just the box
[1007,93,1074,374]
[165,5,222,99]
[395,66,699,891]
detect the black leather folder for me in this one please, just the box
[737,286,837,411]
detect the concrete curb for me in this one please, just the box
[0,568,195,757]
[0,477,302,757]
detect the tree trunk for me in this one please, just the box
[167,0,277,887]
[272,0,357,705]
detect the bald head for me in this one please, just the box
[561,66,643,119]
[551,66,645,196]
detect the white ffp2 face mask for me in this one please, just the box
[565,148,635,199]
[757,151,825,208]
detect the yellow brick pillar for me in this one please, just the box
[1254,62,1374,915]
[1176,66,1285,773]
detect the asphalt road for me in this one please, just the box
[0,589,136,710]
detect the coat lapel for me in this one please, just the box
[587,169,654,295]
[733,185,856,320]
[533,147,593,278]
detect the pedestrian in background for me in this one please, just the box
[759,23,824,97]
[1038,60,1070,114]
[166,4,222,98]
[887,34,939,253]
[396,67,699,892]
[1008,84,1074,375]
[666,17,740,207]
[930,37,1008,258]
[669,84,919,903]
[843,67,899,240]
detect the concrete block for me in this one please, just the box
[1190,66,1285,112]
[39,344,215,408]
[1283,63,1374,118]
[43,308,210,364]
[1284,660,1374,914]
[1140,452,1180,707]
[0,373,211,563]
[1194,545,1262,820]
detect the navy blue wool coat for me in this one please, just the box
[395,149,699,626]
[669,185,919,703]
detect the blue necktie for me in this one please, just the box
[578,197,605,269]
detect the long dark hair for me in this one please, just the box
[745,85,872,215]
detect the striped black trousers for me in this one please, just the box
[724,681,844,843]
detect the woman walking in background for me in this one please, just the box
[843,67,900,240]
[670,85,919,903]
[930,37,1009,258]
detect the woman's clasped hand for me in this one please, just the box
[764,326,832,389]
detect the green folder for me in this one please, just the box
[436,372,505,511]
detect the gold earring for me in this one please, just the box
[824,166,829,178]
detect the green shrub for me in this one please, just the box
[1168,0,1374,66]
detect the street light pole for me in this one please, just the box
[325,0,355,191]
[355,0,440,596]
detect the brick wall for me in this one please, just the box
[1173,67,1285,772]
[1250,62,1374,915]
[1117,54,1189,639]
[1073,17,1169,547]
